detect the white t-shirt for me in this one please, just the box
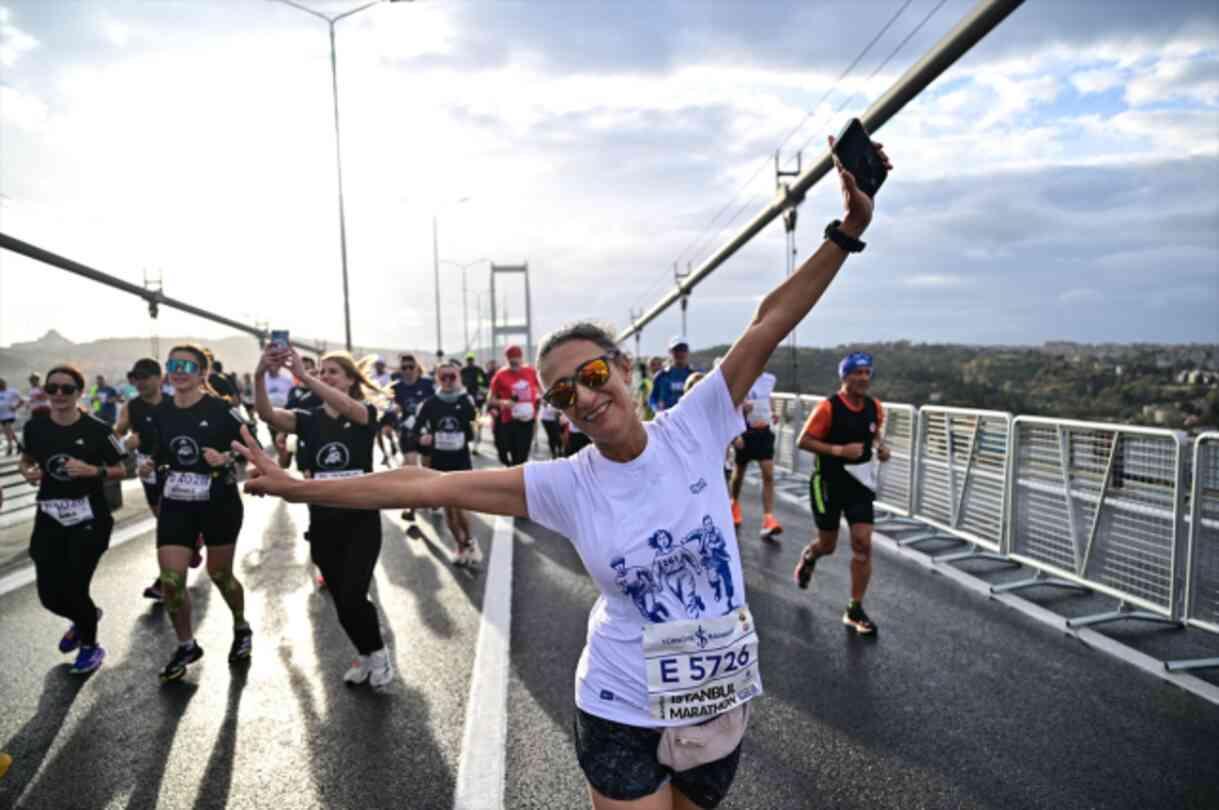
[524,367,750,727]
[0,390,20,420]
[539,403,560,422]
[744,372,776,429]
[264,370,294,408]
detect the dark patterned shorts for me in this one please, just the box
[573,707,742,808]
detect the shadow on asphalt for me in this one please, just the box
[191,666,248,810]
[0,665,87,802]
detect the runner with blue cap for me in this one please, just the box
[794,350,890,635]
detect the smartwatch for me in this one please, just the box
[825,220,866,253]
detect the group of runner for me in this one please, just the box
[10,134,892,810]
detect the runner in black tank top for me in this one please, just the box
[415,363,480,567]
[143,344,254,682]
[18,364,127,675]
[793,352,891,635]
[114,357,174,602]
[254,344,395,689]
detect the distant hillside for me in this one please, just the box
[0,330,430,384]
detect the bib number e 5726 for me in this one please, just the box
[643,606,763,722]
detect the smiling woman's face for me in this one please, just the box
[539,339,639,444]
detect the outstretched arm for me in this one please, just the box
[719,135,891,407]
[253,348,297,434]
[287,347,369,425]
[233,426,527,516]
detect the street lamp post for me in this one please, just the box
[431,197,470,358]
[439,258,491,353]
[269,0,408,351]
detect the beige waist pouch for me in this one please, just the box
[656,701,751,772]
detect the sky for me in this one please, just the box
[0,0,1217,358]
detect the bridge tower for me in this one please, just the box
[489,263,534,362]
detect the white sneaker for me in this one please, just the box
[466,544,483,569]
[368,649,394,689]
[453,547,469,567]
[343,655,371,685]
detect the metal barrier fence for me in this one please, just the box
[1002,417,1186,627]
[907,407,1012,556]
[875,403,918,518]
[1183,432,1219,635]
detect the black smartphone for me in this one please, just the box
[833,118,886,198]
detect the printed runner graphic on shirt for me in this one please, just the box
[613,514,737,622]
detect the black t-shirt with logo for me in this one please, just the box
[415,394,477,472]
[286,384,323,412]
[148,393,249,508]
[391,377,435,426]
[127,396,161,453]
[22,411,126,517]
[293,402,378,527]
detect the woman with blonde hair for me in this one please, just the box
[254,344,394,689]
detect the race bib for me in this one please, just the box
[314,469,363,480]
[39,498,94,527]
[163,471,211,502]
[512,402,535,421]
[435,431,465,452]
[845,460,878,493]
[644,606,763,722]
[136,452,157,485]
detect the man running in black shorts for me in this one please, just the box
[793,352,890,635]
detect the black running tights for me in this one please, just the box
[31,512,112,647]
[309,523,384,656]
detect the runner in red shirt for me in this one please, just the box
[488,345,540,466]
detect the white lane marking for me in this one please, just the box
[0,514,158,598]
[454,514,515,810]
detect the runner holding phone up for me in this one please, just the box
[233,133,891,810]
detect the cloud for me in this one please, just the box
[0,4,38,67]
[1071,68,1124,95]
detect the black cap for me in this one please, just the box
[130,358,161,377]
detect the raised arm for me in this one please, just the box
[287,348,370,425]
[253,348,297,434]
[719,136,891,406]
[233,426,527,516]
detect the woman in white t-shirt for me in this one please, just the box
[233,140,888,810]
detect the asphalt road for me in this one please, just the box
[2,466,1217,809]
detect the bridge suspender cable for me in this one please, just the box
[0,231,330,354]
[615,0,1026,345]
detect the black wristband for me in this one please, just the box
[825,219,866,253]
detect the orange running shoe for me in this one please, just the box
[760,514,783,540]
[731,500,743,527]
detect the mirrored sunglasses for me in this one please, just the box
[166,358,201,375]
[543,352,618,410]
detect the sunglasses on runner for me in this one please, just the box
[542,351,620,410]
[166,358,201,375]
[437,372,458,382]
[44,383,79,395]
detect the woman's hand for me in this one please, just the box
[203,447,231,468]
[20,462,42,485]
[419,433,433,448]
[232,426,300,498]
[283,347,308,380]
[828,133,892,238]
[138,457,156,479]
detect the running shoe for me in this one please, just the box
[452,547,468,568]
[760,514,783,541]
[58,607,103,654]
[730,500,743,528]
[401,508,415,522]
[143,579,164,602]
[843,602,877,635]
[793,547,818,590]
[0,752,12,781]
[228,625,253,663]
[160,643,204,682]
[69,645,106,675]
[368,649,394,690]
[190,534,204,569]
[343,655,371,685]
